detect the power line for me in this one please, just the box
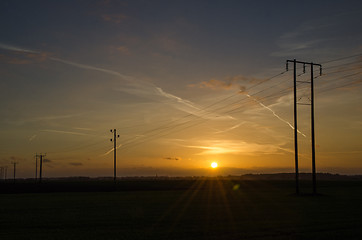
[323,59,362,70]
[110,71,292,151]
[321,53,362,64]
[121,62,354,150]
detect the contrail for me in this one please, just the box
[102,143,122,156]
[214,122,243,134]
[29,134,37,141]
[49,57,130,80]
[155,87,234,120]
[0,43,231,120]
[41,129,95,137]
[0,43,39,54]
[246,94,306,137]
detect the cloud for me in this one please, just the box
[0,43,233,119]
[152,35,188,54]
[8,113,84,125]
[164,157,181,161]
[184,139,283,156]
[9,156,15,161]
[41,129,95,137]
[272,11,362,59]
[115,46,130,54]
[69,162,83,166]
[0,53,32,64]
[0,43,50,64]
[49,56,224,119]
[0,156,27,165]
[115,166,251,177]
[189,75,263,91]
[101,14,127,23]
[72,127,94,131]
[0,52,49,65]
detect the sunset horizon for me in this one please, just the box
[1,1,361,179]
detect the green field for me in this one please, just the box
[1,179,362,239]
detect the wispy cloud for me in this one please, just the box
[189,75,263,91]
[8,113,84,125]
[272,11,362,59]
[41,129,95,137]
[101,14,127,23]
[72,127,94,131]
[69,162,83,166]
[0,43,234,120]
[164,157,181,161]
[185,139,283,155]
[115,46,130,54]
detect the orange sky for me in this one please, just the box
[0,1,361,178]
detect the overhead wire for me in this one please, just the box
[52,52,362,159]
[114,71,292,151]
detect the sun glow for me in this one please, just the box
[211,162,218,168]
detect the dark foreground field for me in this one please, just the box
[1,179,362,240]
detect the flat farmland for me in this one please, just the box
[1,179,362,240]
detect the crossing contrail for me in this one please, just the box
[102,143,122,156]
[0,43,232,120]
[246,94,306,137]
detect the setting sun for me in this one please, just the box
[211,162,218,168]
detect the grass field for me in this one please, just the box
[1,179,362,239]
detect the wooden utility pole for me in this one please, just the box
[110,129,120,183]
[35,154,38,181]
[11,162,18,183]
[36,153,46,183]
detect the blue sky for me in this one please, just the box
[0,0,362,177]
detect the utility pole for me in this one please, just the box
[286,59,322,195]
[1,166,8,181]
[286,59,300,194]
[11,162,18,183]
[110,129,120,183]
[4,166,7,181]
[36,153,46,183]
[35,154,38,181]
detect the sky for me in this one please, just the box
[0,0,362,178]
